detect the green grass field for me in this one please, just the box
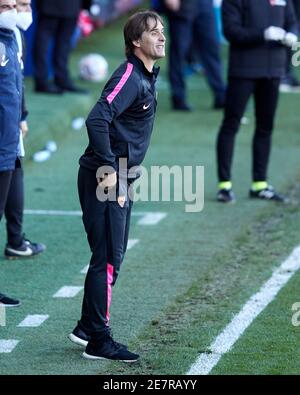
[1,9,300,376]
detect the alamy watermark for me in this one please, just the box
[0,305,5,327]
[96,159,204,213]
[291,302,300,327]
[291,42,300,67]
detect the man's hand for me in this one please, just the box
[264,26,286,42]
[164,0,181,12]
[20,120,29,138]
[97,171,117,190]
[282,32,298,47]
[117,195,126,208]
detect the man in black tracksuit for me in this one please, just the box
[69,11,165,362]
[216,0,298,203]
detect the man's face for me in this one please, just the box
[138,18,166,60]
[16,0,31,13]
[0,0,16,14]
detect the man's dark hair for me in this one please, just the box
[124,10,164,58]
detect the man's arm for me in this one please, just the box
[222,0,265,46]
[85,63,138,171]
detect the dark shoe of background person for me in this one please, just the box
[249,185,287,202]
[217,188,236,203]
[171,96,193,112]
[35,83,64,94]
[0,294,20,307]
[4,237,46,259]
[82,332,139,362]
[279,75,300,93]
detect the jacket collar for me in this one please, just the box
[127,54,160,78]
[0,28,15,41]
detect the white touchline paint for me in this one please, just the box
[80,239,140,274]
[17,315,49,328]
[187,245,300,375]
[53,286,83,298]
[0,340,19,353]
[137,213,167,225]
[24,210,167,226]
[24,209,82,216]
[80,265,89,275]
[127,239,139,250]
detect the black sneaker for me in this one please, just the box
[217,189,236,203]
[83,333,139,363]
[4,238,46,259]
[249,185,287,202]
[68,325,90,347]
[69,325,127,349]
[0,293,21,307]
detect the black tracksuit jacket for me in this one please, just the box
[222,0,298,78]
[80,54,159,174]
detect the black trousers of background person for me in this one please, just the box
[217,77,280,183]
[0,160,24,248]
[33,15,78,87]
[168,4,225,105]
[77,166,132,339]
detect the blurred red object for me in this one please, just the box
[78,10,94,37]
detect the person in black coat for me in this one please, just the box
[162,0,226,111]
[216,0,298,203]
[33,0,90,94]
[280,0,300,91]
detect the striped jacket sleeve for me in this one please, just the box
[85,61,138,170]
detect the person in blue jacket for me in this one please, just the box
[0,0,44,306]
[216,0,298,203]
[69,10,165,362]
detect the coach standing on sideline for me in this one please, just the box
[69,11,165,362]
[216,0,298,203]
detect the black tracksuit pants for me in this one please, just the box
[217,77,280,183]
[77,166,132,338]
[33,15,78,87]
[0,159,24,247]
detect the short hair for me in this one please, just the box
[123,10,164,58]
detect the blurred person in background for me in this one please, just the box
[280,0,300,92]
[162,0,226,111]
[0,0,45,261]
[33,0,90,94]
[216,0,298,203]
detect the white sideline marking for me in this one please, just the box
[24,209,82,216]
[80,239,140,274]
[136,212,167,225]
[0,340,19,353]
[53,286,83,298]
[18,315,49,327]
[24,210,167,225]
[127,239,140,250]
[80,265,89,275]
[187,245,300,375]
